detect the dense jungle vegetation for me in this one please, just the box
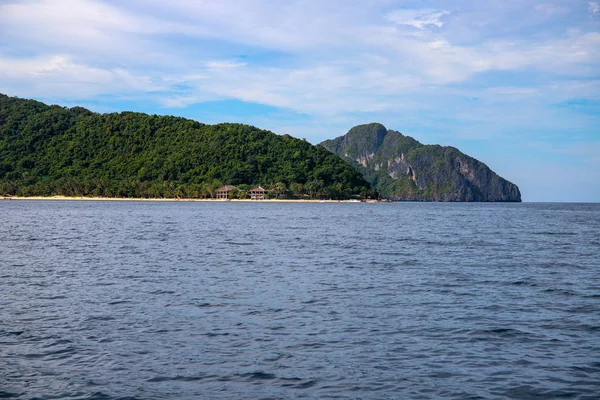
[0,94,375,199]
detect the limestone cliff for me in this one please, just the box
[320,123,521,201]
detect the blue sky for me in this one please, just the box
[0,0,598,201]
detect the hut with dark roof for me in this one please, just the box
[216,185,237,199]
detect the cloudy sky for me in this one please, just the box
[1,0,599,201]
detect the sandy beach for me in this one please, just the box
[2,195,379,203]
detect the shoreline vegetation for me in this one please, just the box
[2,195,383,203]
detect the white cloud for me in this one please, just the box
[590,2,600,15]
[0,0,202,69]
[386,9,449,29]
[1,0,599,117]
[204,61,247,70]
[160,95,215,108]
[0,55,163,98]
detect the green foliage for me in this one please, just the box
[0,94,375,199]
[321,123,521,202]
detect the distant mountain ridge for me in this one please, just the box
[320,123,521,201]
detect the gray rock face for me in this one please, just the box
[320,123,521,202]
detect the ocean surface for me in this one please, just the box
[1,201,599,400]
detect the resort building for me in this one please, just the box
[216,185,236,199]
[249,186,266,200]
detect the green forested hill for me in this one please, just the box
[0,94,373,199]
[321,123,521,201]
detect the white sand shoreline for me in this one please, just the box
[2,195,381,203]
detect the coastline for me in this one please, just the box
[2,195,380,203]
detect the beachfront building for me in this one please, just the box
[216,185,236,199]
[249,186,266,200]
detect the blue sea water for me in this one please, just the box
[0,201,599,399]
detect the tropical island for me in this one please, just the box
[0,94,375,200]
[0,94,520,201]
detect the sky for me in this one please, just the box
[0,0,599,202]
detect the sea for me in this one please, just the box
[1,201,599,400]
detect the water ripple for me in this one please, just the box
[1,201,599,399]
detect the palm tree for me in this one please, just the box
[274,182,287,199]
[305,179,324,199]
[289,182,303,198]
